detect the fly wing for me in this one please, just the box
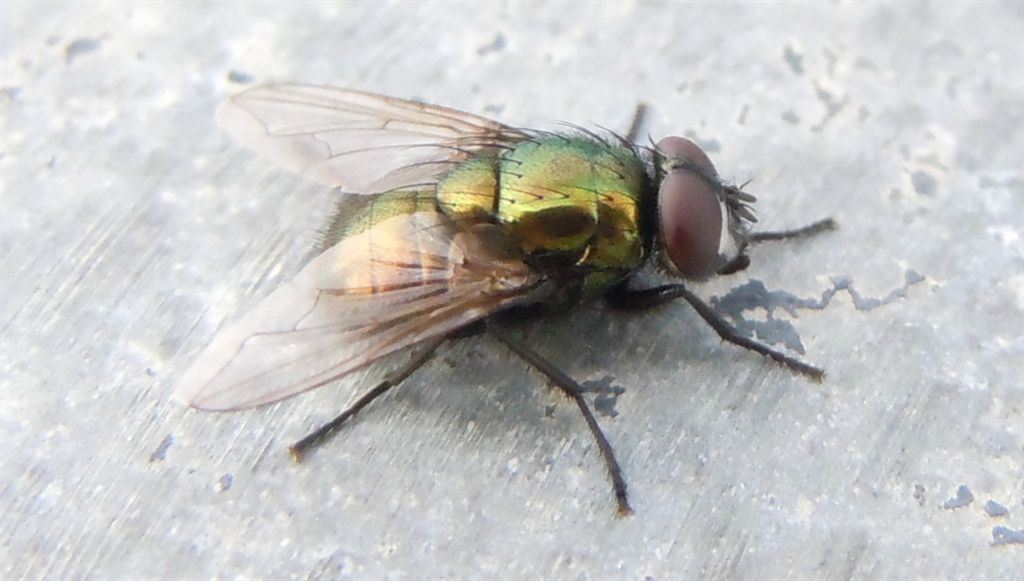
[175,211,548,411]
[217,84,528,194]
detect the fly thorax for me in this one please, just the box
[496,136,646,277]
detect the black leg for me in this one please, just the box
[486,323,633,517]
[717,218,837,275]
[716,254,751,276]
[607,284,825,381]
[750,217,837,243]
[289,341,441,462]
[607,283,692,312]
[625,103,649,144]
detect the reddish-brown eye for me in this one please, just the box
[657,136,715,174]
[657,137,723,279]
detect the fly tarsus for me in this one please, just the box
[750,217,837,243]
[487,322,633,516]
[674,284,825,381]
[289,342,441,461]
[606,283,825,382]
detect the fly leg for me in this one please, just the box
[719,218,838,275]
[289,340,442,461]
[625,103,649,144]
[606,284,825,381]
[749,217,837,243]
[487,322,633,517]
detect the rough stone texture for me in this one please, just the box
[2,2,1021,578]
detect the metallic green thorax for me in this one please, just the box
[325,135,652,306]
[438,135,650,299]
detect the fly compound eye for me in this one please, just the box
[656,136,715,174]
[658,169,723,278]
[657,136,724,279]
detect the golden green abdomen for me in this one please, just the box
[437,136,648,297]
[436,157,498,226]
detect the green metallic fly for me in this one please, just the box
[176,85,835,515]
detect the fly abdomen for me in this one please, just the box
[436,156,500,227]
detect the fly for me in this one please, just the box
[176,85,836,516]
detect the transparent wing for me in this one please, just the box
[175,211,548,410]
[217,84,528,194]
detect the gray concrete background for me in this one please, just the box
[2,2,1022,579]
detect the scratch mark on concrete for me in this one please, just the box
[148,433,173,462]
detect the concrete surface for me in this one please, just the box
[2,2,1022,579]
